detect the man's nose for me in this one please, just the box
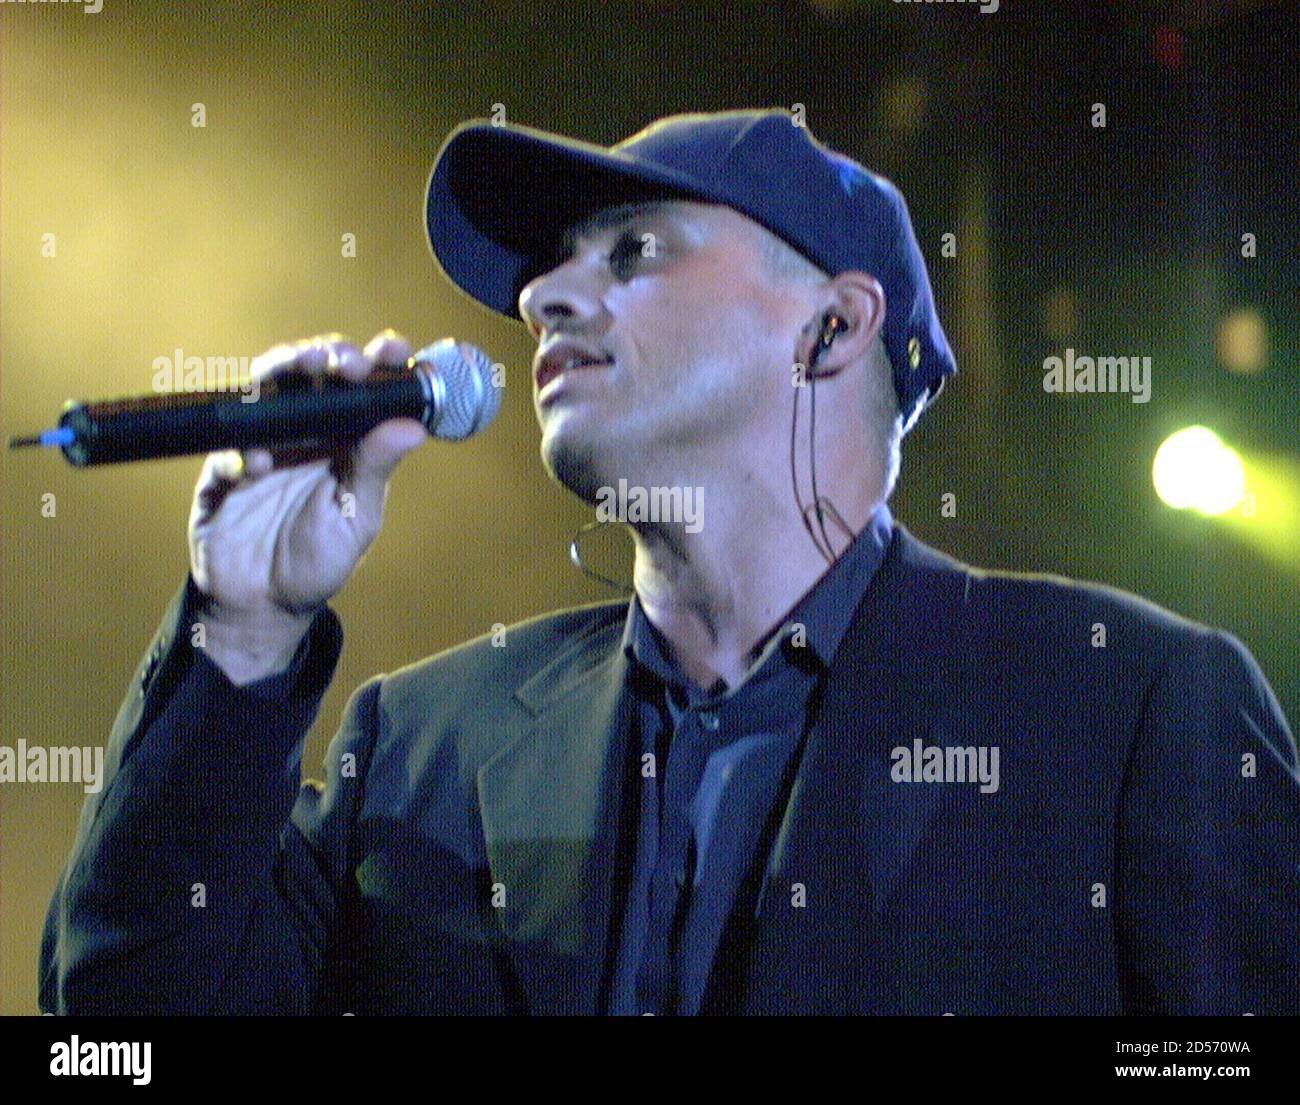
[519,258,605,336]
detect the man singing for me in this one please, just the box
[40,109,1300,1015]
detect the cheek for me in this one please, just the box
[604,284,711,387]
[605,273,794,406]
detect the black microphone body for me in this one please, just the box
[42,339,500,466]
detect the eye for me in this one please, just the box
[608,232,647,280]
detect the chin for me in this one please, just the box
[539,423,615,507]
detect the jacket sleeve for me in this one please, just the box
[38,574,382,1015]
[1116,626,1300,1014]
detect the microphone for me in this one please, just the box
[7,338,502,467]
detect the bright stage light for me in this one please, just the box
[1153,426,1247,515]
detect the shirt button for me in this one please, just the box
[699,710,720,731]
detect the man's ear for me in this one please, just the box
[798,271,886,378]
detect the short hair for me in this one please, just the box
[760,232,904,501]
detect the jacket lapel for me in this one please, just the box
[476,611,634,1014]
[474,525,970,1016]
[742,526,969,1014]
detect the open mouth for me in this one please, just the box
[536,357,613,394]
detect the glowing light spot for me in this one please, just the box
[1217,308,1269,375]
[1153,426,1247,516]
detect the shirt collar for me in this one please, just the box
[621,502,895,687]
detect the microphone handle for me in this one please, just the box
[56,363,432,466]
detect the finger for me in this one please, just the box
[250,333,364,383]
[242,448,275,477]
[290,333,367,382]
[209,448,246,482]
[338,333,426,491]
[352,417,430,481]
[249,342,301,384]
[197,447,276,503]
[314,335,369,382]
[192,450,247,524]
[363,329,415,370]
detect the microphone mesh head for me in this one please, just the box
[417,338,503,441]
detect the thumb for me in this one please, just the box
[344,416,429,498]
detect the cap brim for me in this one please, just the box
[425,120,717,320]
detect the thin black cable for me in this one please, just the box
[791,362,833,561]
[807,368,838,561]
[570,518,634,594]
[802,322,853,564]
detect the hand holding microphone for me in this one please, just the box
[9,328,502,683]
[190,331,463,684]
[9,330,501,466]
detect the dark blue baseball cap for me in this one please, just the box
[425,108,956,431]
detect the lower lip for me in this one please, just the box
[537,361,613,404]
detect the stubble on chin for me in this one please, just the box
[540,425,610,508]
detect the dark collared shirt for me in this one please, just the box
[606,504,895,1015]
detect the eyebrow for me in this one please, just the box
[557,200,683,257]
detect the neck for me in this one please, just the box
[629,463,882,693]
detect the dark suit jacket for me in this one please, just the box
[39,524,1300,1014]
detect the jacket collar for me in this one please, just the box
[620,501,897,683]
